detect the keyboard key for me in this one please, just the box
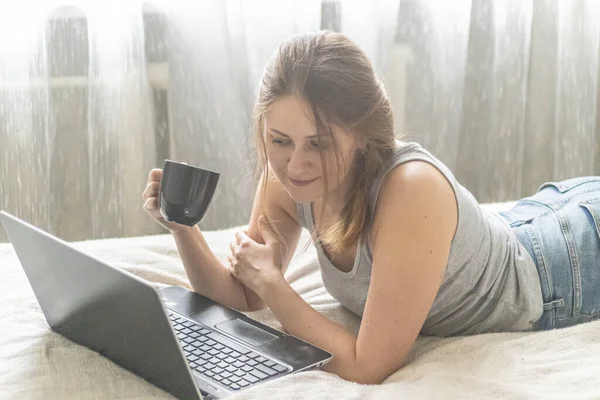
[264,360,277,368]
[234,369,246,377]
[233,361,244,368]
[180,328,192,335]
[230,351,241,358]
[230,383,241,390]
[249,369,268,380]
[229,376,241,383]
[242,374,258,384]
[241,365,253,372]
[224,356,236,364]
[255,363,278,377]
[225,365,237,373]
[212,367,224,374]
[273,364,287,373]
[217,361,228,369]
[187,355,199,362]
[205,370,215,377]
[238,355,250,362]
[200,353,211,360]
[221,379,233,386]
[189,332,200,338]
[216,353,228,360]
[206,332,252,355]
[222,347,233,354]
[214,344,225,350]
[221,371,233,379]
[208,357,220,365]
[208,349,219,356]
[206,340,217,346]
[247,360,258,366]
[238,379,251,387]
[200,328,211,335]
[255,356,268,363]
[247,352,261,359]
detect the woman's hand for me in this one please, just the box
[142,168,187,233]
[227,216,286,299]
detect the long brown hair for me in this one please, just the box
[253,31,398,258]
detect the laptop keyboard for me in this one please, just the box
[168,311,289,391]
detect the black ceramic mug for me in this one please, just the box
[159,160,220,226]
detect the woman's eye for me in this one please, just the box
[271,138,291,146]
[309,141,330,150]
[270,136,329,150]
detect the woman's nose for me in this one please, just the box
[288,148,312,173]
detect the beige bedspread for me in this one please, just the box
[1,202,599,399]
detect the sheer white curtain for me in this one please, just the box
[0,0,326,242]
[395,0,600,200]
[1,0,599,243]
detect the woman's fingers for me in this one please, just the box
[235,230,252,248]
[142,181,160,200]
[227,255,237,277]
[143,197,158,211]
[147,168,162,184]
[229,242,236,255]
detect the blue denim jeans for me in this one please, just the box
[498,176,600,331]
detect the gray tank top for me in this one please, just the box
[295,141,543,336]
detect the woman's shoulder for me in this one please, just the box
[380,159,453,193]
[370,159,458,244]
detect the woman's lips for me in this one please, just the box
[289,177,319,186]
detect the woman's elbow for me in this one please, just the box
[343,362,405,385]
[350,374,386,385]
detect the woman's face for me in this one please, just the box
[264,95,359,204]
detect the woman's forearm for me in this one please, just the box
[261,278,359,380]
[171,225,251,311]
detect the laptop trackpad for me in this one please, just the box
[215,318,278,347]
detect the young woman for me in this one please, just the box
[142,31,600,385]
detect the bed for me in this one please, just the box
[1,202,599,400]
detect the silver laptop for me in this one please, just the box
[0,211,332,399]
